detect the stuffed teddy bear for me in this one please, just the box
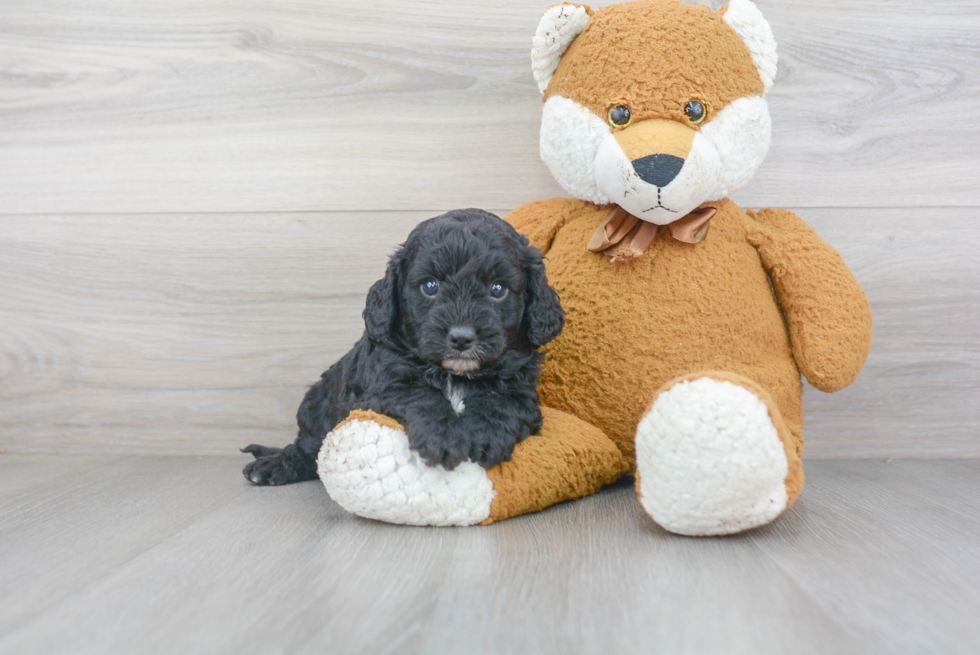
[317,0,872,535]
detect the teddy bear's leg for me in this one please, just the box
[318,408,627,527]
[634,371,804,536]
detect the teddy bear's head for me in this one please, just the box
[532,0,777,223]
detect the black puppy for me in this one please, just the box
[242,209,564,485]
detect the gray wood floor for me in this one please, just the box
[1,454,978,654]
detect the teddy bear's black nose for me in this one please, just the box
[631,154,685,188]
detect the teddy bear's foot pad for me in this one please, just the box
[317,412,495,527]
[635,376,789,536]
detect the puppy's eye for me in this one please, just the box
[420,279,440,297]
[684,100,706,125]
[489,282,508,301]
[608,105,631,127]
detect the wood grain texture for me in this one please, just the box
[0,455,978,653]
[749,459,980,653]
[0,208,976,457]
[0,0,978,213]
[0,211,427,454]
[0,455,250,637]
[0,453,127,496]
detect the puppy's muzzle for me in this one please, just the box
[443,326,481,373]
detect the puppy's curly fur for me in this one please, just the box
[243,209,564,485]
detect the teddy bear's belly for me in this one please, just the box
[538,204,803,464]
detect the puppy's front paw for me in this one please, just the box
[242,454,289,485]
[241,447,316,486]
[413,436,471,471]
[468,431,517,470]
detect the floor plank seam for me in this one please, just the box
[2,205,979,218]
[748,533,878,651]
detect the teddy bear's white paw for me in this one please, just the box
[317,418,495,527]
[635,377,789,536]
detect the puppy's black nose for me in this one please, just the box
[631,154,685,187]
[447,326,476,351]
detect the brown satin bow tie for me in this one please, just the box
[587,204,717,262]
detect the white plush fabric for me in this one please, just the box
[531,4,591,94]
[698,95,772,198]
[635,378,789,536]
[723,0,778,93]
[318,419,495,527]
[539,95,611,206]
[540,94,771,223]
[594,129,724,224]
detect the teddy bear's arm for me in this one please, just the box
[504,197,579,254]
[746,207,873,393]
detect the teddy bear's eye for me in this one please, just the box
[684,100,706,125]
[608,105,631,127]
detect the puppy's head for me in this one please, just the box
[363,209,564,374]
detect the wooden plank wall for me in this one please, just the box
[1,0,977,457]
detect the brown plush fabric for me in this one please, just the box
[476,0,872,528]
[509,197,579,253]
[483,406,628,524]
[746,208,874,392]
[545,0,764,128]
[334,409,406,433]
[614,119,695,160]
[507,197,817,468]
[333,408,627,524]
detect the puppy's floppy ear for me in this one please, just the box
[520,239,565,347]
[363,251,404,342]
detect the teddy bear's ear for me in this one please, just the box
[721,0,778,94]
[531,4,593,95]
